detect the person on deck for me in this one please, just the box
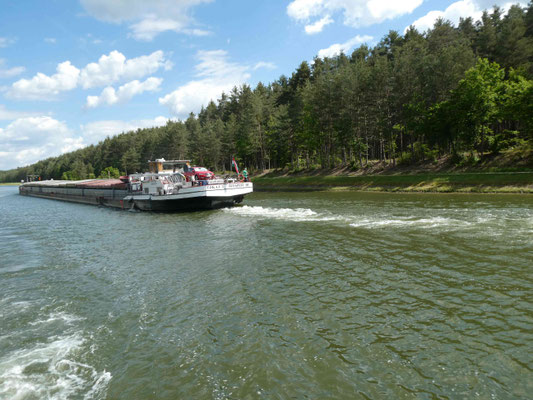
[242,168,249,182]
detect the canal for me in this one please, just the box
[1,186,532,398]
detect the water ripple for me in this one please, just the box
[1,187,532,398]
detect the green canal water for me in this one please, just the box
[1,186,532,399]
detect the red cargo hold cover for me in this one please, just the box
[75,179,127,189]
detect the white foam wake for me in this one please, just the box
[225,206,499,232]
[28,311,84,326]
[0,307,111,400]
[349,216,469,229]
[0,334,111,400]
[225,206,334,222]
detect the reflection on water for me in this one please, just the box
[1,186,532,399]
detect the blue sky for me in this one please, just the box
[0,0,525,170]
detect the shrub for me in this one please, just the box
[456,153,480,168]
[488,131,527,153]
[397,143,438,165]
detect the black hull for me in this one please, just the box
[19,181,250,212]
[19,190,127,209]
[20,189,245,212]
[132,196,244,212]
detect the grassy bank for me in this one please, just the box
[0,182,20,186]
[252,172,533,193]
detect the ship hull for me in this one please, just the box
[130,195,244,211]
[19,181,252,212]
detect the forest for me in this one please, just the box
[1,3,532,183]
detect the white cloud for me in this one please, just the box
[365,0,422,20]
[183,28,211,36]
[318,34,373,58]
[128,16,211,41]
[86,77,162,108]
[0,59,25,79]
[159,50,250,118]
[79,50,171,89]
[80,0,212,41]
[0,105,43,120]
[80,116,170,144]
[44,37,57,44]
[409,0,479,32]
[8,61,80,100]
[0,116,84,170]
[84,33,103,44]
[0,115,174,169]
[160,80,232,118]
[305,15,334,34]
[128,16,187,41]
[0,37,16,47]
[409,0,528,33]
[288,0,423,31]
[253,61,277,70]
[287,0,324,20]
[7,50,171,100]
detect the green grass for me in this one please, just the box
[252,172,533,193]
[0,182,21,186]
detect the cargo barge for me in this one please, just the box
[19,159,253,211]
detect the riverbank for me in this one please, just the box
[252,172,533,193]
[0,182,20,186]
[251,147,533,193]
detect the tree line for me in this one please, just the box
[1,3,532,183]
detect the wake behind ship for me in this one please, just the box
[19,159,253,211]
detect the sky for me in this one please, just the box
[0,0,526,170]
